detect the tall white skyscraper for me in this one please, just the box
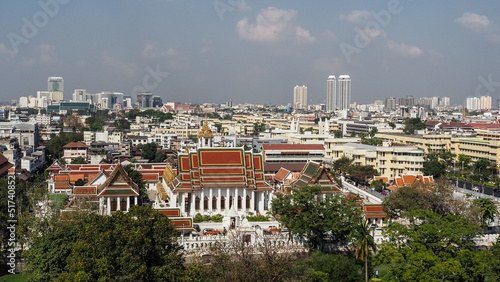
[337,75,351,110]
[480,95,492,110]
[293,85,307,110]
[466,97,480,111]
[326,75,336,111]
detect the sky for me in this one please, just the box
[1,0,500,106]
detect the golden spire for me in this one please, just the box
[163,163,177,184]
[184,145,190,154]
[198,113,214,138]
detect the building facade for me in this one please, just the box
[293,85,307,110]
[326,75,336,111]
[338,75,351,110]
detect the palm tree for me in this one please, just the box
[350,218,377,282]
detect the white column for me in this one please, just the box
[209,188,213,212]
[117,197,121,211]
[126,197,130,211]
[180,192,185,215]
[243,188,247,210]
[200,190,205,215]
[107,197,111,215]
[134,196,138,206]
[235,188,239,210]
[217,188,221,213]
[268,192,273,210]
[251,190,255,212]
[258,192,264,212]
[226,188,230,211]
[190,192,195,215]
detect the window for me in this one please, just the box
[221,196,225,210]
[195,197,200,210]
[212,196,217,210]
[237,196,242,210]
[203,197,208,210]
[246,196,251,210]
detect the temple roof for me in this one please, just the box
[97,164,140,197]
[275,161,342,194]
[167,147,271,192]
[197,115,214,138]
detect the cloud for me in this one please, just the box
[361,27,386,40]
[141,42,178,58]
[237,0,252,12]
[201,39,215,53]
[236,7,316,44]
[387,40,423,57]
[456,12,492,32]
[340,10,371,24]
[313,57,344,72]
[0,43,16,60]
[322,30,337,42]
[102,52,136,77]
[456,12,500,42]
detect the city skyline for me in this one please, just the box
[1,1,500,105]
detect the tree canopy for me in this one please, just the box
[402,117,426,134]
[272,186,361,251]
[25,205,183,281]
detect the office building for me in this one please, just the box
[337,75,351,110]
[466,97,481,111]
[48,77,64,101]
[384,97,396,111]
[72,89,88,102]
[293,85,307,110]
[326,75,336,111]
[137,92,154,108]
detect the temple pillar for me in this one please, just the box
[250,190,255,211]
[134,196,138,206]
[200,190,205,215]
[126,196,130,212]
[107,197,111,215]
[180,192,185,215]
[217,188,221,213]
[190,192,195,215]
[235,188,239,210]
[117,197,121,211]
[209,189,213,212]
[258,192,264,213]
[243,188,247,210]
[226,188,230,212]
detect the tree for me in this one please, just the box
[368,128,378,138]
[458,154,472,175]
[382,181,480,224]
[124,164,148,201]
[26,206,184,281]
[375,210,490,282]
[346,165,378,184]
[473,158,492,193]
[306,252,363,282]
[141,142,158,162]
[350,219,376,282]
[422,159,447,178]
[253,122,266,135]
[333,130,343,138]
[473,198,498,227]
[402,117,426,134]
[272,186,361,251]
[70,156,87,164]
[114,118,130,131]
[358,132,367,139]
[388,122,396,130]
[370,180,385,192]
[333,156,353,175]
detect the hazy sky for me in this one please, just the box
[1,0,500,106]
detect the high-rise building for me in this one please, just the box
[326,75,336,111]
[337,75,351,110]
[293,85,307,110]
[72,89,87,102]
[48,77,64,101]
[152,96,163,108]
[136,92,153,108]
[440,97,450,107]
[466,97,480,111]
[384,97,396,110]
[480,95,492,110]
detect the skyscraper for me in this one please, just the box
[48,77,64,101]
[326,75,336,111]
[480,95,492,110]
[293,85,307,110]
[337,75,351,110]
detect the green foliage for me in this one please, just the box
[114,118,130,131]
[253,122,266,135]
[123,164,148,201]
[350,219,376,282]
[333,156,353,174]
[141,142,158,161]
[70,156,87,164]
[333,130,343,138]
[422,159,447,178]
[346,165,378,184]
[272,186,361,251]
[388,122,396,129]
[127,109,173,122]
[375,210,489,282]
[25,206,183,281]
[245,214,269,222]
[402,117,426,134]
[193,213,224,223]
[46,132,84,160]
[370,180,385,192]
[473,198,497,227]
[306,252,364,282]
[361,137,382,146]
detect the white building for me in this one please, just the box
[338,75,351,110]
[326,75,336,112]
[293,85,307,110]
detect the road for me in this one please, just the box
[450,178,499,198]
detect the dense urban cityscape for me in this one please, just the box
[2,1,500,281]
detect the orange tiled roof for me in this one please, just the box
[274,168,291,182]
